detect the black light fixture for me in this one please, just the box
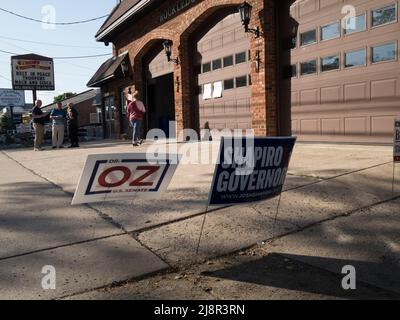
[120,60,129,77]
[163,40,179,65]
[238,2,260,38]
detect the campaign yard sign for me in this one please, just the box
[395,119,400,163]
[208,137,296,206]
[72,153,179,205]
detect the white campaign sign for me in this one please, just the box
[213,81,223,98]
[203,83,212,100]
[395,119,400,163]
[72,153,180,205]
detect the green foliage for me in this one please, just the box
[0,114,13,133]
[54,92,77,103]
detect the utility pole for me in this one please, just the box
[32,89,37,104]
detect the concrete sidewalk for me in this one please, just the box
[1,140,399,299]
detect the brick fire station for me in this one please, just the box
[88,0,297,139]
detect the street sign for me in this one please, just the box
[0,89,25,107]
[208,137,296,206]
[72,153,180,205]
[11,54,55,91]
[395,119,400,163]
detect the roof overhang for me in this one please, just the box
[96,0,154,42]
[87,52,129,88]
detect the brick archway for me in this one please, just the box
[179,2,246,133]
[174,0,276,136]
[122,0,279,136]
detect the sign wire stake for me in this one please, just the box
[194,205,209,262]
[272,193,283,238]
[392,162,396,197]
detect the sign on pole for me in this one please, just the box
[72,153,180,205]
[0,89,25,107]
[11,54,55,91]
[208,137,296,206]
[394,119,400,163]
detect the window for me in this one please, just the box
[372,42,397,63]
[291,64,297,77]
[202,83,212,100]
[213,81,223,98]
[344,13,366,34]
[235,52,247,64]
[292,35,298,48]
[345,49,366,68]
[121,90,127,115]
[300,60,317,75]
[224,78,234,90]
[202,62,211,73]
[300,29,317,46]
[248,74,252,86]
[236,75,248,88]
[372,3,397,27]
[212,59,222,70]
[321,55,340,72]
[223,55,234,67]
[321,22,340,41]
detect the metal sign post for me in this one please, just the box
[393,119,400,196]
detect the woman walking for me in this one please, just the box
[126,90,146,147]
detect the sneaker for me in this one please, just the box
[52,146,57,150]
[59,145,64,149]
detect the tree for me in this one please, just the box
[0,114,13,133]
[53,92,77,103]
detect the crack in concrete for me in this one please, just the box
[2,150,398,299]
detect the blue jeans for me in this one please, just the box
[130,119,142,143]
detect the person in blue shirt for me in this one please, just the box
[50,102,67,149]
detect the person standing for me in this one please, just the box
[31,100,48,151]
[50,102,67,149]
[126,90,146,147]
[67,103,80,148]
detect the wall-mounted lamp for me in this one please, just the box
[121,60,129,77]
[238,2,260,38]
[163,40,179,65]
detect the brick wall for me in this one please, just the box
[101,0,294,137]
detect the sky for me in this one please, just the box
[0,0,118,106]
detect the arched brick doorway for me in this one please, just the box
[180,4,246,135]
[133,38,178,137]
[190,9,252,135]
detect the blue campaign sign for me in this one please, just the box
[208,137,296,206]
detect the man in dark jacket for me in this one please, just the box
[31,100,48,151]
[67,103,79,148]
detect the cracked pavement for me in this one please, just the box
[0,141,399,299]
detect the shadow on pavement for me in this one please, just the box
[203,253,400,300]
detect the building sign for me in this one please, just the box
[208,137,296,206]
[72,153,180,205]
[11,55,55,91]
[160,0,197,23]
[0,89,25,107]
[395,119,400,163]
